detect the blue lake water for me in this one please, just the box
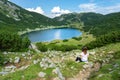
[23,28,82,42]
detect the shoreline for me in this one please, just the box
[18,25,70,36]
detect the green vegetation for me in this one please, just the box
[0,31,30,52]
[61,60,84,77]
[85,31,120,49]
[90,51,120,80]
[55,12,120,36]
[36,42,79,52]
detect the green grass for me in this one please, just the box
[89,43,120,80]
[0,64,41,80]
[61,60,85,77]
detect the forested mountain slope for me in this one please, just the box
[0,0,61,32]
[54,12,120,36]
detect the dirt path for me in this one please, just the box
[66,62,101,80]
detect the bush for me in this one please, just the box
[72,37,82,40]
[36,42,48,52]
[85,31,120,49]
[0,31,31,52]
[0,52,8,66]
[63,39,68,42]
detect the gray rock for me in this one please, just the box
[113,64,119,68]
[3,65,16,73]
[83,62,93,69]
[18,65,29,70]
[14,57,20,64]
[0,72,8,75]
[33,59,39,64]
[22,54,25,57]
[49,63,56,68]
[98,74,103,78]
[53,67,65,80]
[3,52,8,55]
[38,72,46,77]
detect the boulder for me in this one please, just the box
[38,72,46,77]
[14,57,20,64]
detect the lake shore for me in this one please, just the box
[18,25,71,36]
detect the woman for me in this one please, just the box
[76,47,89,62]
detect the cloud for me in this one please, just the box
[79,3,120,14]
[26,7,44,14]
[79,3,97,12]
[51,6,71,17]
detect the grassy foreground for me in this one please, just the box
[0,33,120,80]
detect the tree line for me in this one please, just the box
[85,31,120,49]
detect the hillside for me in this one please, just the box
[0,0,61,32]
[54,12,120,36]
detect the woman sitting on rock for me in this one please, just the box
[76,46,89,62]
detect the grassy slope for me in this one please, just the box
[0,33,120,80]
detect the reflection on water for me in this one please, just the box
[54,30,61,39]
[23,28,82,42]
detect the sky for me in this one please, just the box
[9,0,120,18]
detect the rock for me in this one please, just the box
[83,62,93,69]
[22,54,25,57]
[89,51,95,55]
[108,51,114,54]
[14,57,20,64]
[53,67,65,80]
[98,74,103,78]
[18,65,29,70]
[113,64,119,68]
[38,72,46,77]
[3,65,16,73]
[0,72,8,75]
[3,61,8,64]
[49,63,56,68]
[3,52,8,55]
[33,59,39,64]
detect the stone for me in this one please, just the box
[18,65,29,70]
[83,62,93,69]
[53,67,65,80]
[33,60,38,64]
[3,65,16,73]
[108,51,114,54]
[113,64,119,68]
[22,54,25,57]
[0,72,8,75]
[98,74,103,78]
[38,72,46,77]
[3,52,8,55]
[49,63,56,68]
[14,57,20,64]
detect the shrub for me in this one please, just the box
[0,52,8,66]
[63,39,68,42]
[72,37,82,40]
[36,43,48,52]
[85,31,120,49]
[0,31,30,52]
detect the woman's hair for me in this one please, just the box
[82,46,88,51]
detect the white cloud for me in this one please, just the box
[79,3,120,14]
[51,6,71,17]
[26,7,44,14]
[79,3,97,12]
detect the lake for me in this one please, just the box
[23,28,82,42]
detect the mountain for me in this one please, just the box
[54,12,120,36]
[0,0,120,36]
[0,0,61,32]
